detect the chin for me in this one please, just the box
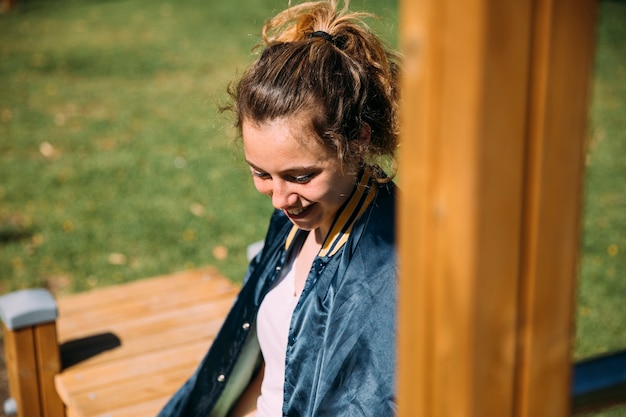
[289,220,316,231]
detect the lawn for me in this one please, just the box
[575,0,626,361]
[0,0,624,415]
[0,0,398,293]
[573,2,626,415]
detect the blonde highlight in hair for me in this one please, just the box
[228,0,401,181]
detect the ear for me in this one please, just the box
[359,122,371,144]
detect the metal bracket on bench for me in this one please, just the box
[0,288,58,331]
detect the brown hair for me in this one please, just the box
[228,1,400,179]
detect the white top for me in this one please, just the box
[255,256,300,417]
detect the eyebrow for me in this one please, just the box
[245,160,319,174]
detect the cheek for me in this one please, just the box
[320,176,355,205]
[252,178,272,196]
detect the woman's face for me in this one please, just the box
[242,116,357,239]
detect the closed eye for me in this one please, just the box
[248,164,317,183]
[289,173,315,183]
[251,169,271,180]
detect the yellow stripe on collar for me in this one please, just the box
[323,184,376,257]
[284,225,299,251]
[319,166,377,257]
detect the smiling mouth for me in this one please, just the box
[286,205,311,216]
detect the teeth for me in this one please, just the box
[287,208,305,215]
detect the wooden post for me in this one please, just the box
[0,288,65,417]
[3,323,42,416]
[34,322,65,417]
[2,321,65,417]
[397,0,597,416]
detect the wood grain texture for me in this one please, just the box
[397,0,596,416]
[54,268,239,417]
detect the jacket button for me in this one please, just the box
[217,374,225,382]
[276,266,282,271]
[242,322,251,330]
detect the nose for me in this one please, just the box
[271,179,298,209]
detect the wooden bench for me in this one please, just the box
[0,267,239,417]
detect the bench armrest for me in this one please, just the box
[0,288,58,331]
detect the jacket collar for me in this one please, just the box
[284,165,378,258]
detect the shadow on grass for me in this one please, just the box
[0,222,34,244]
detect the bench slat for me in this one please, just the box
[65,367,194,417]
[86,397,172,417]
[57,268,235,335]
[58,290,235,338]
[59,297,234,364]
[57,339,209,398]
[58,341,211,417]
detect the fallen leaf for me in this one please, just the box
[213,245,228,260]
[54,113,66,126]
[1,108,12,123]
[45,275,71,293]
[190,203,205,217]
[40,141,58,158]
[108,253,127,265]
[62,220,74,232]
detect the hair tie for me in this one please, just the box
[309,30,334,43]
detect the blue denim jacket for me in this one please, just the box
[158,167,397,417]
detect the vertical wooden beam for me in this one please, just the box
[397,0,596,416]
[397,1,531,415]
[34,322,65,417]
[3,323,43,417]
[516,0,597,415]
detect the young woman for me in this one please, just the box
[158,1,400,416]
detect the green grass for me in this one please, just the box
[0,0,624,414]
[574,2,626,415]
[0,0,271,293]
[575,0,626,361]
[0,0,398,294]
